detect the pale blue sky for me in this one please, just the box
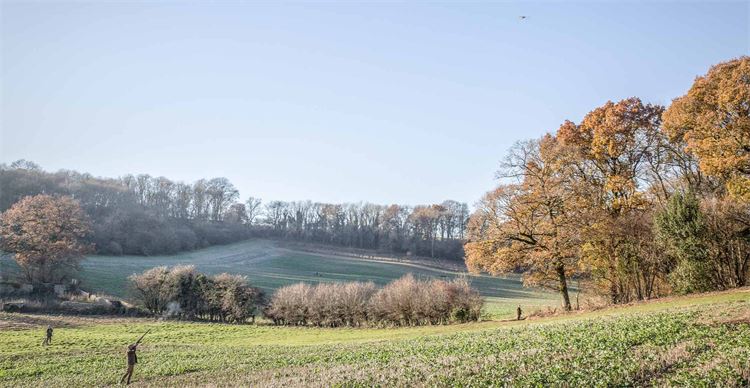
[1,1,748,205]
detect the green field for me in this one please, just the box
[1,239,561,317]
[1,289,748,387]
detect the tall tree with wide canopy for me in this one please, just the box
[0,195,92,283]
[557,97,667,303]
[466,136,584,310]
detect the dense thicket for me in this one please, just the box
[657,193,750,293]
[264,275,483,327]
[129,265,265,323]
[466,57,750,308]
[0,162,468,260]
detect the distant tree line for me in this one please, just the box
[0,162,469,260]
[0,164,252,256]
[466,57,750,309]
[257,200,469,260]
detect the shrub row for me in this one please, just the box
[129,265,265,323]
[265,274,483,327]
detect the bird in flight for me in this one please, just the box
[519,16,528,20]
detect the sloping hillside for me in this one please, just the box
[1,238,562,316]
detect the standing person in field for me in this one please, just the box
[42,325,53,345]
[120,330,148,385]
[516,305,523,321]
[119,344,138,385]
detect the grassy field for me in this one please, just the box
[1,239,561,318]
[0,288,748,387]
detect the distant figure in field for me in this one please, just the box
[120,344,138,385]
[120,330,149,385]
[516,305,523,321]
[42,325,53,345]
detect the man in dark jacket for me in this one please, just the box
[42,325,53,346]
[119,344,138,385]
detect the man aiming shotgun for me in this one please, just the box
[120,329,150,385]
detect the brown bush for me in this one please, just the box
[340,281,377,326]
[306,282,376,327]
[369,275,482,325]
[129,266,171,315]
[211,273,265,323]
[437,277,483,323]
[369,274,426,325]
[264,283,312,325]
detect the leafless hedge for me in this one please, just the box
[265,274,482,327]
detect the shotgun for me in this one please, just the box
[133,329,151,347]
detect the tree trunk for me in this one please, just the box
[557,264,572,311]
[430,232,435,258]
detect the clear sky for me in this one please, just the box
[1,1,748,206]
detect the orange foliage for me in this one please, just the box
[557,97,664,214]
[663,56,750,196]
[0,194,92,283]
[465,137,584,310]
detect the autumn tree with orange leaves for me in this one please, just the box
[556,97,670,303]
[466,136,587,311]
[0,195,92,283]
[467,58,750,306]
[662,56,750,200]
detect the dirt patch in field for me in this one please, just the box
[631,341,697,385]
[690,354,750,387]
[696,305,750,327]
[131,363,386,388]
[0,313,81,330]
[0,312,150,330]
